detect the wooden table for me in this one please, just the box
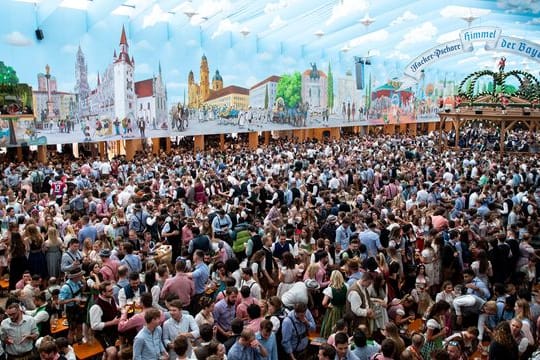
[154,245,172,265]
[469,342,489,360]
[407,318,424,335]
[308,330,325,347]
[50,317,69,335]
[73,341,104,360]
[0,279,9,296]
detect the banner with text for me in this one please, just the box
[404,26,540,80]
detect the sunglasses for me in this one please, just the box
[448,341,461,349]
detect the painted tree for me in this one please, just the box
[0,61,21,145]
[276,72,302,108]
[0,61,19,85]
[264,84,269,109]
[327,62,334,111]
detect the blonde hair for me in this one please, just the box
[83,238,93,251]
[65,225,76,237]
[516,299,531,320]
[47,227,62,246]
[329,270,345,289]
[306,263,319,279]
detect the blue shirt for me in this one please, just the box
[77,224,97,245]
[351,343,380,360]
[335,349,360,360]
[133,326,166,360]
[256,331,278,360]
[281,310,316,355]
[227,340,265,360]
[192,262,209,294]
[359,230,382,258]
[466,277,490,300]
[213,298,235,332]
[59,280,83,307]
[336,225,353,251]
[121,254,142,273]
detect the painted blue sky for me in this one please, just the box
[2,0,540,105]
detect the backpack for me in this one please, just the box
[379,228,390,248]
[31,170,44,186]
[232,226,251,254]
[271,310,288,359]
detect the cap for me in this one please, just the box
[304,279,320,289]
[67,269,84,279]
[99,249,111,258]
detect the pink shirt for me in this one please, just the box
[182,226,193,246]
[118,310,166,333]
[245,318,263,333]
[236,297,259,321]
[100,260,119,282]
[160,273,194,307]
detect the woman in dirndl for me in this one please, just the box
[320,270,348,338]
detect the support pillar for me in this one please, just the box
[152,138,160,155]
[248,132,258,149]
[399,123,407,134]
[384,124,395,135]
[454,120,460,148]
[98,141,107,160]
[312,128,325,141]
[37,145,47,164]
[427,122,436,133]
[125,139,142,160]
[165,137,171,153]
[263,131,270,145]
[330,127,341,140]
[293,129,305,142]
[16,147,23,162]
[194,135,204,152]
[408,123,417,136]
[219,134,225,150]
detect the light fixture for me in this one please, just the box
[240,27,250,37]
[184,3,197,18]
[523,107,531,115]
[341,44,350,52]
[461,9,478,27]
[359,14,375,27]
[314,30,324,38]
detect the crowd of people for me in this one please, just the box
[0,130,539,360]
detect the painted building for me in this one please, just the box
[188,55,223,108]
[205,85,249,110]
[249,75,280,109]
[135,65,168,129]
[75,26,166,127]
[33,71,76,122]
[301,64,327,109]
[74,45,90,120]
[335,70,363,113]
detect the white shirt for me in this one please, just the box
[118,287,142,308]
[25,306,49,326]
[162,313,199,359]
[89,297,118,331]
[281,282,308,308]
[240,279,261,300]
[347,284,370,317]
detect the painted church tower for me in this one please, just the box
[74,45,90,119]
[200,54,210,101]
[113,25,135,121]
[188,70,200,108]
[212,70,223,91]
